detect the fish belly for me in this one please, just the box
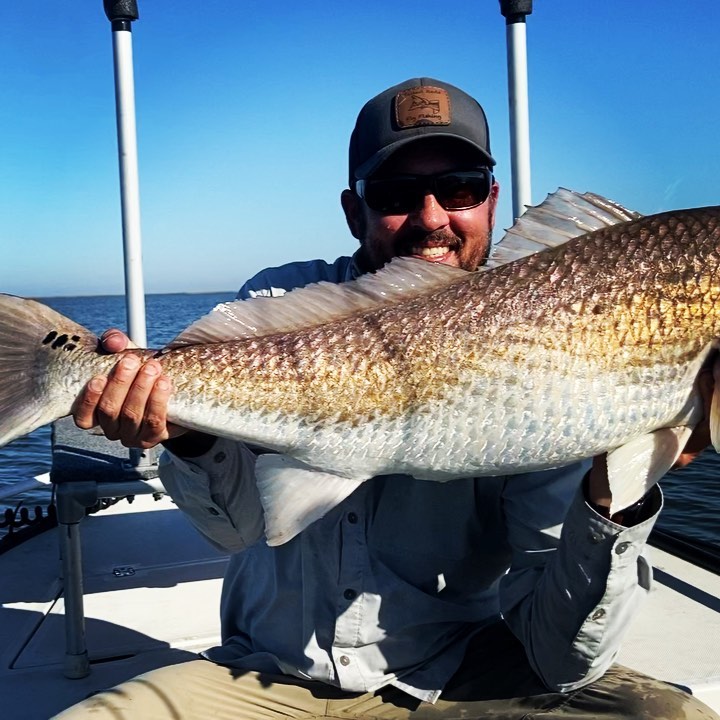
[166,351,703,481]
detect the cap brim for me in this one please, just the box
[353,134,496,182]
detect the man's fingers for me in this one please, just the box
[137,376,174,448]
[677,364,717,463]
[95,354,143,440]
[72,338,174,449]
[120,360,164,444]
[72,376,108,429]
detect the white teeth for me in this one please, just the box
[413,246,450,257]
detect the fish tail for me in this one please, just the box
[0,294,99,447]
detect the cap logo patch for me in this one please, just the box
[395,86,451,129]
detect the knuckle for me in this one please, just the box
[121,406,143,426]
[144,414,165,433]
[96,398,118,421]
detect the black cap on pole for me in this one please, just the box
[104,0,139,31]
[499,0,532,24]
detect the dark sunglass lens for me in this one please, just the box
[364,179,419,214]
[436,172,490,210]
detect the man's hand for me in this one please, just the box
[674,362,716,468]
[72,329,187,449]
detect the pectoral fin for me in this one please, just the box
[254,454,366,546]
[711,363,720,452]
[606,426,694,515]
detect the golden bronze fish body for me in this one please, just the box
[147,208,720,476]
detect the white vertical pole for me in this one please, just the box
[499,0,533,221]
[104,2,153,468]
[109,15,147,348]
[506,21,532,220]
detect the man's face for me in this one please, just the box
[342,140,499,272]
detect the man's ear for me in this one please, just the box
[341,189,364,240]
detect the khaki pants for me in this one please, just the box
[55,623,719,720]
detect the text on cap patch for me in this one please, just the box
[394,86,451,129]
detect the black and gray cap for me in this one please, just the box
[348,77,496,187]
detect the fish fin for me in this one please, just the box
[606,426,694,515]
[254,454,365,546]
[0,294,98,447]
[486,188,643,271]
[165,257,468,348]
[711,363,720,452]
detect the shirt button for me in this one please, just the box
[213,451,226,463]
[347,512,358,524]
[207,507,220,516]
[615,542,631,555]
[343,588,357,600]
[591,608,606,621]
[339,655,351,666]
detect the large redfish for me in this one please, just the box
[1,190,718,544]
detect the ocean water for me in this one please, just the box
[1,292,719,552]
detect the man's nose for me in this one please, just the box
[410,192,449,231]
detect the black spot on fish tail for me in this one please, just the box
[51,334,69,349]
[63,343,77,352]
[71,335,80,342]
[42,330,58,345]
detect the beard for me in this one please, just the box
[394,227,494,271]
[354,205,494,273]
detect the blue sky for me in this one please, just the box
[1,1,718,297]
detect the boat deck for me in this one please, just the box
[0,494,227,718]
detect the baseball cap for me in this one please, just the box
[348,77,496,187]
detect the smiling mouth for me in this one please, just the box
[411,245,453,258]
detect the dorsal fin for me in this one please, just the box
[484,188,642,270]
[166,256,467,348]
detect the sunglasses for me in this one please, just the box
[355,168,493,214]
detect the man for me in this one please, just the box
[61,78,719,719]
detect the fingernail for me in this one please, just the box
[143,362,159,377]
[89,376,106,392]
[121,355,140,371]
[156,378,171,391]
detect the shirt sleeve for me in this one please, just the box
[237,256,356,299]
[498,464,662,693]
[158,438,265,552]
